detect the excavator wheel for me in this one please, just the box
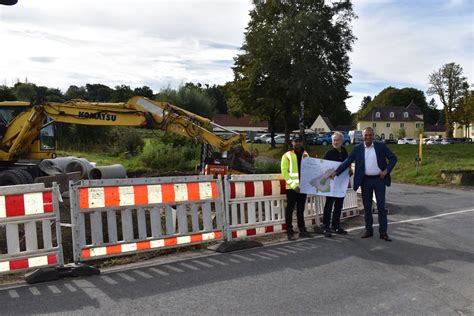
[0,169,34,186]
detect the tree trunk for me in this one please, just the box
[445,108,454,137]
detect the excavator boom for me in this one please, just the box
[0,97,255,177]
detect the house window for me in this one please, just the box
[375,112,380,118]
[373,122,377,128]
[400,123,405,128]
[389,112,394,118]
[404,112,409,118]
[381,133,385,140]
[389,134,394,140]
[416,123,421,128]
[386,123,391,128]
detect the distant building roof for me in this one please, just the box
[424,124,445,132]
[322,116,334,131]
[359,103,423,122]
[334,125,353,132]
[212,114,268,128]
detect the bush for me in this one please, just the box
[108,127,145,155]
[255,161,280,174]
[139,138,200,171]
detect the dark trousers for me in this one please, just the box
[285,189,307,233]
[323,196,345,229]
[361,176,387,234]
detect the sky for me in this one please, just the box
[0,0,472,113]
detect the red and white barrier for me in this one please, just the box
[69,176,225,262]
[0,183,63,275]
[224,174,358,241]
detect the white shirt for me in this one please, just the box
[364,143,381,176]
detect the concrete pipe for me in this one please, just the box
[38,157,78,175]
[88,164,127,180]
[65,158,94,179]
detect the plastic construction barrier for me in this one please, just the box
[223,174,358,241]
[69,176,225,262]
[0,183,63,275]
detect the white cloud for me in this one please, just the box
[0,0,472,115]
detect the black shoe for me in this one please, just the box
[332,227,348,235]
[361,231,373,238]
[299,231,313,238]
[287,231,297,241]
[323,228,332,238]
[380,233,392,242]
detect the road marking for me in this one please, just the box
[206,258,228,266]
[191,260,214,268]
[117,272,136,281]
[163,265,185,273]
[100,275,118,285]
[278,247,297,253]
[251,253,272,260]
[347,208,474,233]
[134,270,153,279]
[29,287,40,296]
[259,251,279,258]
[179,263,200,271]
[8,290,19,298]
[284,245,305,251]
[266,249,288,256]
[64,283,77,292]
[48,285,61,294]
[231,254,255,262]
[149,267,169,276]
[228,258,241,263]
[72,279,114,305]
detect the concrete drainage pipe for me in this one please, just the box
[88,164,127,180]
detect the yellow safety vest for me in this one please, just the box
[281,150,309,190]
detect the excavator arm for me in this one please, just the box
[0,97,255,173]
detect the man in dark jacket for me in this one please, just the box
[330,127,397,241]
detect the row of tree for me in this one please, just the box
[0,81,228,119]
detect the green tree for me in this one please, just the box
[155,83,214,118]
[13,82,36,101]
[0,85,17,101]
[65,85,87,100]
[112,85,134,102]
[360,87,429,118]
[85,83,113,102]
[359,95,372,112]
[229,0,356,147]
[134,86,154,99]
[427,62,469,137]
[454,89,474,137]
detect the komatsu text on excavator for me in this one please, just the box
[0,96,256,185]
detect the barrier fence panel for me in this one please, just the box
[0,183,63,275]
[224,174,359,241]
[69,176,225,262]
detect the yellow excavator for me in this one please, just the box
[0,96,256,185]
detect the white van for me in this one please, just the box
[348,130,363,144]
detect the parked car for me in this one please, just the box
[397,138,417,145]
[426,139,443,145]
[254,133,271,143]
[266,134,285,144]
[441,138,454,145]
[383,139,397,144]
[313,132,351,145]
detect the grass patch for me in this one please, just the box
[252,143,474,186]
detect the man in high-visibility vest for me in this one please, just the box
[281,135,312,240]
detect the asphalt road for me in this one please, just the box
[1,183,473,315]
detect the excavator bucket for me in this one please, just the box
[228,147,256,174]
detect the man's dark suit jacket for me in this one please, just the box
[335,141,397,191]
